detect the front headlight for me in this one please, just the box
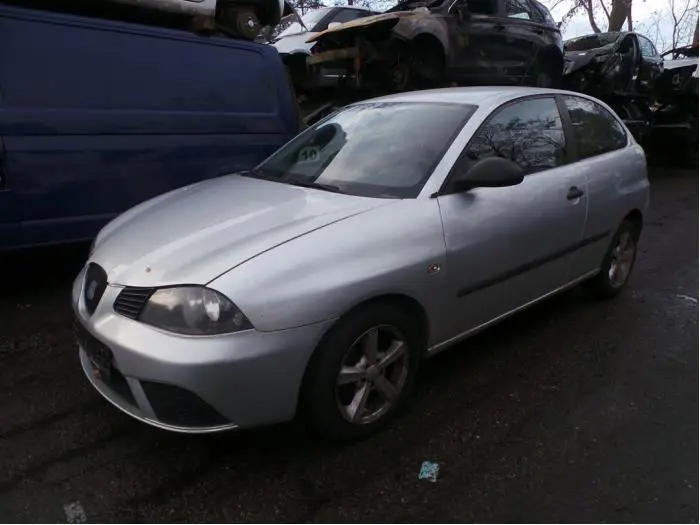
[139,286,252,336]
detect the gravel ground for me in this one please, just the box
[0,166,697,523]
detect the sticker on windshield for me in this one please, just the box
[297,146,321,164]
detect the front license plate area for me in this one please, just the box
[73,316,113,382]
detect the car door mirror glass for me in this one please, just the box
[453,156,525,192]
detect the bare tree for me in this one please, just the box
[550,0,633,33]
[666,0,699,49]
[634,0,698,51]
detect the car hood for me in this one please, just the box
[91,175,386,287]
[306,10,419,43]
[563,45,614,74]
[273,32,315,54]
[663,57,699,73]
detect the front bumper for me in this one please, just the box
[72,269,334,433]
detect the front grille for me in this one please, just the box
[114,286,154,320]
[83,263,108,315]
[141,381,229,428]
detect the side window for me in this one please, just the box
[330,9,370,25]
[562,95,628,159]
[465,0,497,15]
[525,0,545,23]
[638,36,658,57]
[452,97,567,181]
[528,0,556,25]
[504,0,533,20]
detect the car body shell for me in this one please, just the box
[73,86,650,433]
[305,0,563,89]
[562,31,664,97]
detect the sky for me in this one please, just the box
[542,0,697,51]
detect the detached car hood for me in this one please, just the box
[306,9,421,43]
[91,175,385,287]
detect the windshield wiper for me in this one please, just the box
[287,179,344,193]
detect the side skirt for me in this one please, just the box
[425,269,600,357]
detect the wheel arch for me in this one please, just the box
[296,292,430,416]
[623,208,644,236]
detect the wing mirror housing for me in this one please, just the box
[327,22,343,29]
[453,156,525,192]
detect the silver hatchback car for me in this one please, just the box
[72,87,649,442]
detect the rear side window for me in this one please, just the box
[528,0,556,25]
[561,95,628,160]
[504,0,534,19]
[638,35,658,58]
[456,97,567,176]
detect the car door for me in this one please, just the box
[497,0,546,81]
[636,34,664,93]
[436,96,588,338]
[558,94,635,278]
[448,0,504,82]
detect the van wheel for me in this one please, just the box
[583,219,640,300]
[300,303,423,443]
[219,5,260,40]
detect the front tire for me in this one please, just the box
[583,219,640,299]
[300,303,423,443]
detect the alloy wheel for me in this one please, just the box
[335,325,410,425]
[608,229,636,288]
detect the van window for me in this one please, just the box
[0,17,273,113]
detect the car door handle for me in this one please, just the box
[493,23,505,30]
[531,28,544,34]
[567,186,584,200]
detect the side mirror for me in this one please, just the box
[327,22,342,30]
[453,156,524,192]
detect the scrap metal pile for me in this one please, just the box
[283,0,698,164]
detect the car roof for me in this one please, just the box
[354,86,574,107]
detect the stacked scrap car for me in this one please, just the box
[648,43,698,165]
[304,0,565,94]
[272,6,378,93]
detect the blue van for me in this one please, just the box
[0,3,300,251]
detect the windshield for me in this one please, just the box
[565,32,620,51]
[247,102,476,199]
[385,0,444,12]
[277,7,333,37]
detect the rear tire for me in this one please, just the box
[583,219,640,300]
[300,303,423,443]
